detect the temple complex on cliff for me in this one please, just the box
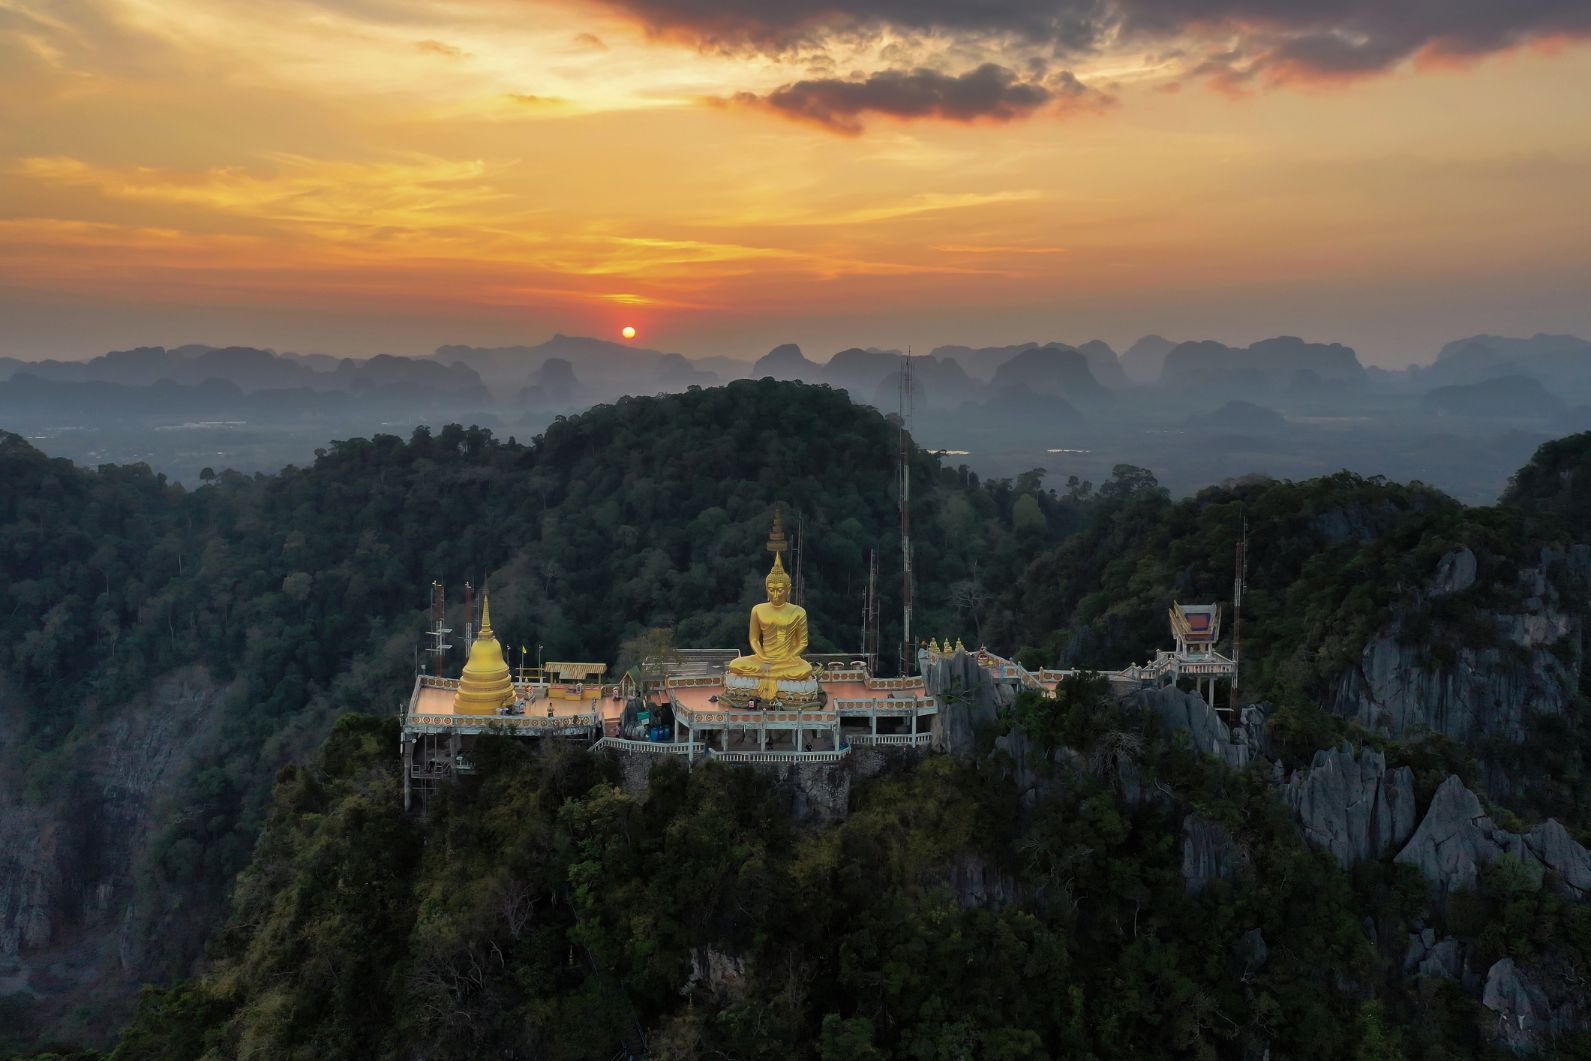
[399,514,1239,812]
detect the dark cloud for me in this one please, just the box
[601,0,1591,82]
[603,0,1109,50]
[734,63,1107,134]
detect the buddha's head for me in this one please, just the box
[766,551,792,606]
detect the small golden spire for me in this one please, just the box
[479,587,496,639]
[768,549,790,584]
[767,509,789,558]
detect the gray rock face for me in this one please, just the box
[683,948,749,1000]
[1433,547,1478,596]
[1129,686,1263,771]
[1520,820,1591,898]
[928,650,1015,756]
[1332,548,1582,744]
[942,852,1020,910]
[1395,775,1591,899]
[1483,957,1582,1053]
[1404,929,1468,983]
[0,667,224,1040]
[1280,742,1416,867]
[1182,814,1249,894]
[1394,776,1507,892]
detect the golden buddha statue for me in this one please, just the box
[724,529,818,705]
[728,552,812,679]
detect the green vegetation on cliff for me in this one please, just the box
[8,383,1591,1054]
[98,688,1514,1061]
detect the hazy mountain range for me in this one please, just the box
[4,330,1591,500]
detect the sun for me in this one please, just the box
[621,325,636,340]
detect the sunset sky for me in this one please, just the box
[2,0,1590,365]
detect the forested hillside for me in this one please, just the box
[0,380,1086,1047]
[6,381,1591,1056]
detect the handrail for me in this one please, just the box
[406,713,598,731]
[848,733,933,747]
[593,736,693,756]
[706,748,848,764]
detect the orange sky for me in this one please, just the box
[2,0,1589,365]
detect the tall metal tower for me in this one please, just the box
[424,580,451,675]
[898,350,914,676]
[1230,520,1247,714]
[793,511,806,605]
[862,547,880,674]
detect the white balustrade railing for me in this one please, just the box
[707,748,848,764]
[847,733,933,747]
[593,737,693,756]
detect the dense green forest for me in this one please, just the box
[6,384,1591,1056]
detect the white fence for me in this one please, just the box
[848,733,933,748]
[592,737,693,756]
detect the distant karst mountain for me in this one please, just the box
[988,344,1110,403]
[1185,399,1290,433]
[1120,334,1178,382]
[1423,374,1567,419]
[1160,336,1365,393]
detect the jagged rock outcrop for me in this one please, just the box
[683,948,749,1001]
[941,852,1020,910]
[1432,546,1478,595]
[1483,957,1585,1053]
[1395,775,1591,898]
[1394,776,1508,892]
[1518,819,1591,898]
[1182,813,1249,894]
[1333,547,1585,744]
[928,650,1016,756]
[1280,742,1416,867]
[1404,929,1469,984]
[0,667,224,1042]
[1128,686,1267,770]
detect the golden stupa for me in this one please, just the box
[453,589,515,715]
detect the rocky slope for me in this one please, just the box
[0,667,225,1047]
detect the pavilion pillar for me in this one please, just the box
[797,713,805,753]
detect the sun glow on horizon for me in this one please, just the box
[0,1,1589,362]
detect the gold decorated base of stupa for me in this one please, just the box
[722,670,824,709]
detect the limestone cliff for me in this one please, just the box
[0,667,223,1045]
[1331,547,1586,745]
[1279,742,1416,868]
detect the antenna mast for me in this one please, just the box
[863,547,880,674]
[793,511,806,605]
[1230,520,1247,714]
[425,580,451,675]
[898,348,914,676]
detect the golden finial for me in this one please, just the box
[767,509,789,557]
[767,548,791,586]
[954,638,966,653]
[479,586,495,639]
